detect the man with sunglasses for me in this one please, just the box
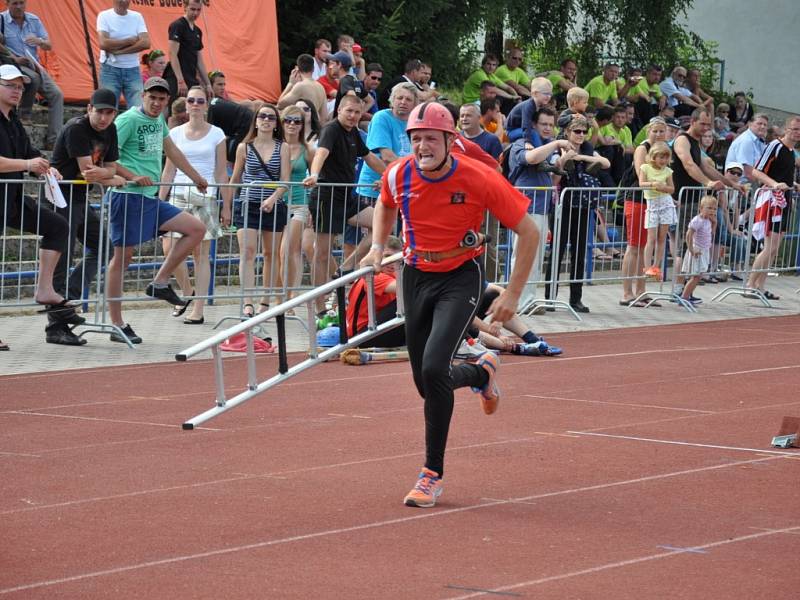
[360,63,384,123]
[494,47,531,100]
[277,54,328,123]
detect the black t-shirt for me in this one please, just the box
[51,115,119,203]
[334,75,367,115]
[0,109,40,213]
[208,98,254,162]
[756,139,796,188]
[670,132,703,200]
[163,17,204,87]
[318,119,369,184]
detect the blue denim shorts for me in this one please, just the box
[109,191,183,247]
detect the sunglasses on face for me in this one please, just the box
[283,116,302,124]
[186,97,206,105]
[368,75,382,81]
[728,170,742,176]
[257,113,277,121]
[571,129,588,135]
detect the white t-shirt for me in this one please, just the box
[97,9,148,69]
[169,124,226,186]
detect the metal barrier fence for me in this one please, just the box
[2,178,799,342]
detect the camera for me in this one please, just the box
[461,230,488,248]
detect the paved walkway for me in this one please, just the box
[1,276,798,376]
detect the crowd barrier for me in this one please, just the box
[2,178,799,343]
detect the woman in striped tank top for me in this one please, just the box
[229,103,290,317]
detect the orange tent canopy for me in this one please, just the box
[26,0,281,103]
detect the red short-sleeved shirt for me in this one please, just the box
[346,272,397,335]
[452,133,499,170]
[380,154,529,272]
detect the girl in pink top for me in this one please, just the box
[681,195,718,304]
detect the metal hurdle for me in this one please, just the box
[176,252,403,430]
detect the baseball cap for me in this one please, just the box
[725,161,744,173]
[0,64,30,84]
[327,51,352,69]
[665,116,681,129]
[90,88,118,110]
[352,43,363,54]
[143,76,170,93]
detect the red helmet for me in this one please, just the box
[406,102,456,136]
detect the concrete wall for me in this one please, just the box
[683,1,799,113]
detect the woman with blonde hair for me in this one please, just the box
[278,105,316,308]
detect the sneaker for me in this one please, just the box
[682,295,703,305]
[515,341,563,356]
[403,468,443,508]
[145,283,185,306]
[110,324,142,344]
[455,337,490,360]
[644,266,662,278]
[471,351,500,415]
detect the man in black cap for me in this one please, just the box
[47,87,127,345]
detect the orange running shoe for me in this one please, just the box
[644,266,662,279]
[403,468,443,507]
[472,351,501,415]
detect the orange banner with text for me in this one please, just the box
[26,0,280,103]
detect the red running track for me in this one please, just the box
[1,316,799,598]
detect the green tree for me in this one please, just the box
[276,0,699,89]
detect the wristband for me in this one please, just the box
[370,243,384,253]
[26,159,31,172]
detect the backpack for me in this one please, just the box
[612,140,650,211]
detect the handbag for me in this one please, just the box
[173,186,215,208]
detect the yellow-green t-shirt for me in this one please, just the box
[599,123,633,147]
[495,64,530,88]
[630,78,662,101]
[634,124,650,146]
[463,69,507,103]
[639,163,673,200]
[585,75,618,104]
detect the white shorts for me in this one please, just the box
[645,195,678,228]
[290,204,311,223]
[681,247,710,275]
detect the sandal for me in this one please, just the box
[242,303,255,318]
[0,339,9,351]
[639,296,662,308]
[763,290,780,300]
[172,290,195,317]
[36,298,79,315]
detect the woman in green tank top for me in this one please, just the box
[279,105,316,306]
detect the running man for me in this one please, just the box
[360,102,540,508]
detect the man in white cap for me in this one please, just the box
[0,64,78,332]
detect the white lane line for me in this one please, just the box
[721,365,800,376]
[444,525,800,599]
[0,456,782,595]
[5,411,220,431]
[0,451,41,458]
[749,527,800,536]
[576,398,800,433]
[522,395,715,414]
[567,431,800,457]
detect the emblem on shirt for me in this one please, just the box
[450,191,466,204]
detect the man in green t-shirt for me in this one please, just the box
[462,54,520,105]
[597,105,634,182]
[107,77,208,344]
[494,48,530,99]
[585,63,634,110]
